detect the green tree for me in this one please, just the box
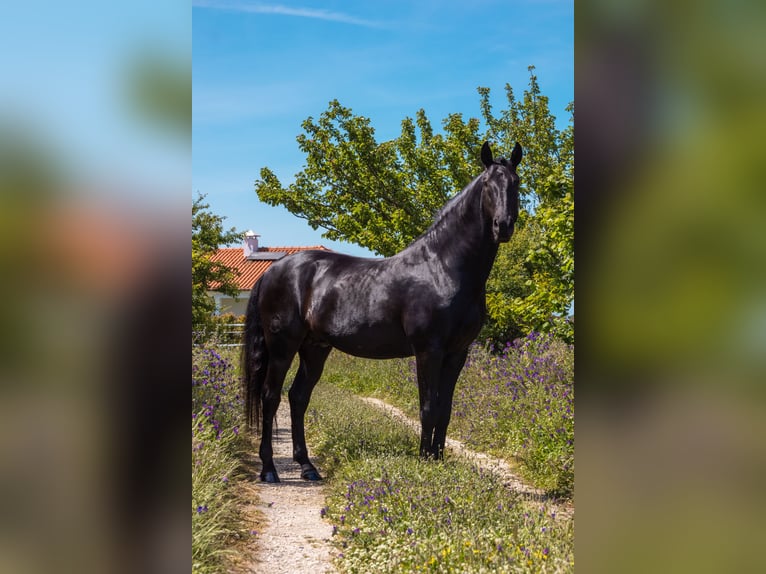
[256,102,481,257]
[192,193,241,331]
[256,68,573,342]
[478,69,574,343]
[482,215,541,346]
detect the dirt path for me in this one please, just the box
[231,401,336,574]
[361,397,574,520]
[230,394,571,573]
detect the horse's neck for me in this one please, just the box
[419,182,499,287]
[442,225,499,287]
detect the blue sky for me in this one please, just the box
[193,0,573,257]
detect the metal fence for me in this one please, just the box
[193,323,245,347]
[217,323,245,347]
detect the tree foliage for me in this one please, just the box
[257,102,483,257]
[192,193,241,330]
[482,215,541,344]
[255,68,573,342]
[478,71,574,344]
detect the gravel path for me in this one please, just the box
[232,393,572,573]
[232,401,336,574]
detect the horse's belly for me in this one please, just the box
[322,324,413,359]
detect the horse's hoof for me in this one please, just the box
[301,467,322,481]
[260,471,280,483]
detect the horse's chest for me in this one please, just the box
[404,289,485,343]
[453,297,485,333]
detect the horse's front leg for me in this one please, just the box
[288,344,330,481]
[431,349,468,459]
[414,348,445,459]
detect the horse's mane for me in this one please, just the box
[415,174,482,246]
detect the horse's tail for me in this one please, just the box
[242,278,267,433]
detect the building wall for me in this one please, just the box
[209,290,250,318]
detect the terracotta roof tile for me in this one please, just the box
[209,246,329,291]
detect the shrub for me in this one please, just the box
[454,333,574,495]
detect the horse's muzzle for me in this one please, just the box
[493,219,512,243]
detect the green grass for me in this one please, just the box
[192,332,574,572]
[306,384,418,475]
[320,333,574,496]
[304,384,574,573]
[192,419,242,573]
[321,351,416,402]
[192,344,246,574]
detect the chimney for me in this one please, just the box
[243,230,260,258]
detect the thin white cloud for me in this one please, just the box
[192,1,389,29]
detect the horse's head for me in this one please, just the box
[480,140,522,243]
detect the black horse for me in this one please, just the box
[243,141,522,482]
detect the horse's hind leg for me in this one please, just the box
[258,354,294,483]
[288,343,331,481]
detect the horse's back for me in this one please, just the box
[256,250,414,358]
[254,248,482,358]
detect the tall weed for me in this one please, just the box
[192,344,244,574]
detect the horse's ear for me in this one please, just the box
[510,142,523,168]
[481,141,493,168]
